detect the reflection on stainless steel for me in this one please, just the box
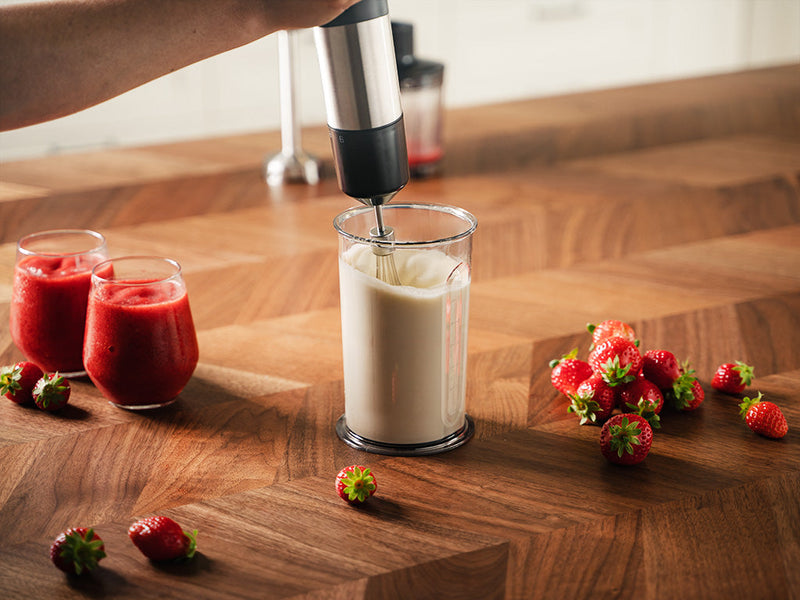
[314,17,402,131]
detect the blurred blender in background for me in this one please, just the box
[392,21,445,178]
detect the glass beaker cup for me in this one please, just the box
[83,256,199,410]
[10,229,108,377]
[334,203,477,455]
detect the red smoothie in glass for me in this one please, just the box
[83,278,199,408]
[10,254,107,373]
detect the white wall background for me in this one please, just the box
[1,0,798,162]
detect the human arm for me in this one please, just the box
[0,0,357,131]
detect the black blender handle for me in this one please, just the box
[321,0,388,27]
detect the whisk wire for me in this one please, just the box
[370,205,401,285]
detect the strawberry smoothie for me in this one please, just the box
[83,257,198,409]
[10,230,108,375]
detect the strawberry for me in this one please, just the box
[739,392,788,439]
[568,374,615,425]
[1,361,44,405]
[683,379,705,411]
[618,377,664,412]
[32,373,71,411]
[711,361,754,394]
[641,349,681,390]
[50,527,106,575]
[600,414,653,465]
[665,362,703,411]
[588,336,643,387]
[335,465,377,505]
[549,348,593,397]
[587,319,638,348]
[128,516,198,561]
[617,378,663,429]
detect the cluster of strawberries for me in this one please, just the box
[549,319,789,465]
[1,361,71,411]
[49,516,197,576]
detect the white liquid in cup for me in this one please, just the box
[339,244,470,445]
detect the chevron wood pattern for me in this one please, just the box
[0,65,799,599]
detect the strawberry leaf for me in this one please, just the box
[549,348,578,369]
[738,391,764,419]
[609,417,642,457]
[60,528,106,575]
[341,466,376,503]
[733,361,755,386]
[599,356,636,387]
[668,370,696,410]
[0,365,23,396]
[568,390,600,425]
[183,529,198,560]
[625,397,661,429]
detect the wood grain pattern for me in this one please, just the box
[1,65,799,599]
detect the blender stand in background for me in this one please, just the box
[264,30,321,187]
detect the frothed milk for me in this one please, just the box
[339,244,470,445]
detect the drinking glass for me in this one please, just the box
[10,229,108,377]
[334,203,477,455]
[83,256,199,410]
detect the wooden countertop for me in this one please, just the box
[1,64,799,599]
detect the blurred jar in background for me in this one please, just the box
[392,22,445,178]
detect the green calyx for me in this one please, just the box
[733,361,755,386]
[668,362,696,409]
[34,373,68,409]
[0,365,23,396]
[599,356,636,387]
[625,397,661,429]
[609,417,642,457]
[586,323,599,351]
[61,528,106,575]
[183,529,198,560]
[738,391,764,419]
[568,390,601,425]
[549,348,578,369]
[341,467,376,503]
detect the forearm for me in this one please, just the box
[0,0,354,131]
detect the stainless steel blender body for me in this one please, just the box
[314,0,409,206]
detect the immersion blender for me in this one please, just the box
[314,0,409,284]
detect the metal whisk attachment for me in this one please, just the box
[370,205,401,285]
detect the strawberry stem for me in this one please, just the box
[738,391,764,419]
[341,466,376,503]
[60,528,106,575]
[733,361,755,386]
[609,417,642,457]
[548,348,578,369]
[625,397,661,429]
[183,529,198,559]
[568,391,601,425]
[599,356,636,387]
[668,362,697,409]
[34,373,69,410]
[0,364,23,396]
